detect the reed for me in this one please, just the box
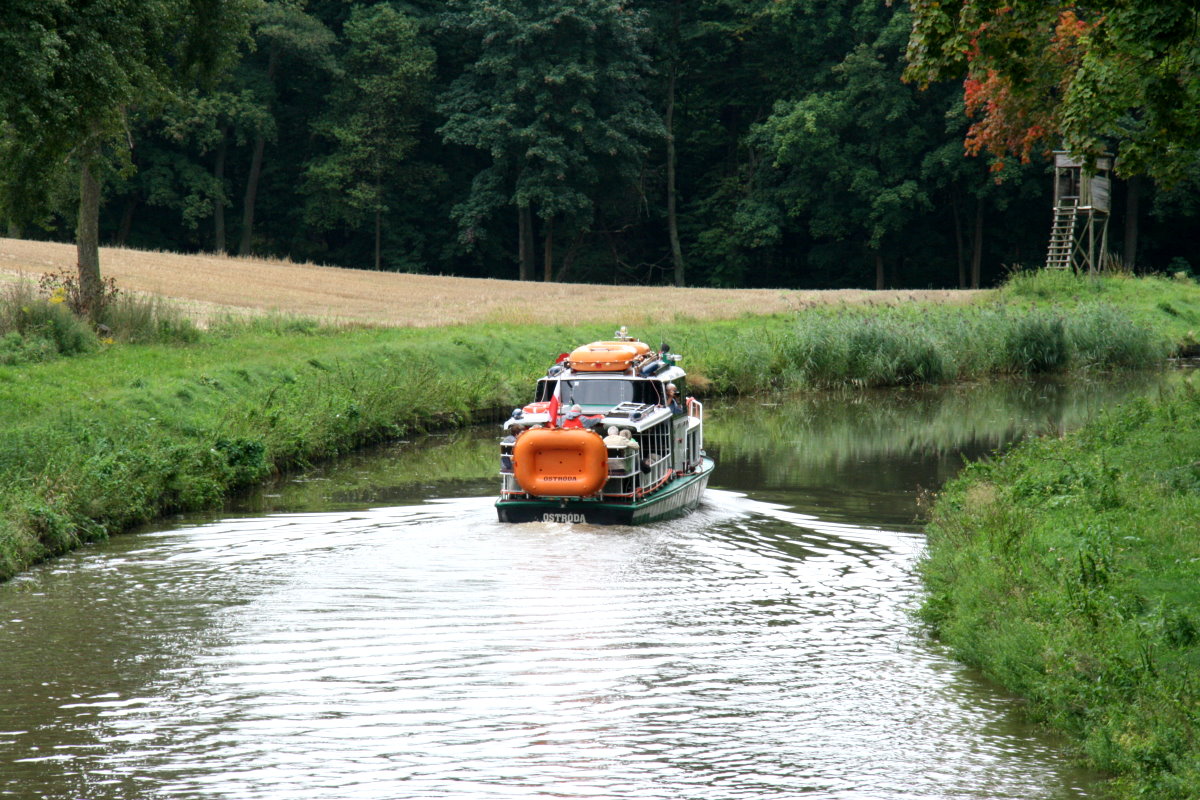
[99,292,201,344]
[676,299,1174,393]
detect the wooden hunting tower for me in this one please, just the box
[1045,151,1112,272]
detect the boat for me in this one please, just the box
[496,327,714,524]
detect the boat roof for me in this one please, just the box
[540,365,686,383]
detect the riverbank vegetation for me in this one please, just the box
[1,269,1198,583]
[920,383,1200,799]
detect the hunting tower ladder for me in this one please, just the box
[1045,151,1112,273]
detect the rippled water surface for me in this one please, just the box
[4,373,1188,799]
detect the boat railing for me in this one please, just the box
[499,420,679,502]
[686,398,704,467]
[500,472,524,496]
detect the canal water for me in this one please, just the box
[1,372,1188,799]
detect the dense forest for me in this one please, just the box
[2,0,1198,293]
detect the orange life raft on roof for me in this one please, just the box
[512,428,608,497]
[568,340,652,372]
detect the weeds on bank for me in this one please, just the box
[921,384,1200,798]
[0,275,202,363]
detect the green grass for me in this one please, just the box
[0,269,1198,584]
[920,381,1200,798]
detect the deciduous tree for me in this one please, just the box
[755,14,941,288]
[903,0,1200,185]
[305,4,434,270]
[0,0,253,316]
[438,0,661,281]
[237,0,337,255]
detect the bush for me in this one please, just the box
[0,281,97,361]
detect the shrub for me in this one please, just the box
[0,281,97,361]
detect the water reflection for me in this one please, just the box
[2,370,1185,799]
[708,371,1183,525]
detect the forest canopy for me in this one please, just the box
[1,0,1197,294]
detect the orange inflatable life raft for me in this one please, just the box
[569,340,651,372]
[512,428,609,497]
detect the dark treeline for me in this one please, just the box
[5,0,1199,289]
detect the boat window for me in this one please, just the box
[535,379,658,407]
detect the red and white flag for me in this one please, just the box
[546,379,562,428]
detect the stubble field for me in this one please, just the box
[0,237,982,327]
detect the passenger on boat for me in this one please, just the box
[665,383,683,415]
[563,404,585,429]
[603,426,626,447]
[619,429,639,452]
[500,425,522,473]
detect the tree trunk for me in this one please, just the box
[558,232,585,282]
[116,197,137,246]
[239,47,278,256]
[543,216,555,282]
[239,131,266,255]
[77,161,103,319]
[213,125,228,253]
[951,190,966,289]
[874,250,884,290]
[970,197,984,289]
[518,204,534,281]
[666,53,684,286]
[374,208,382,270]
[1123,175,1140,271]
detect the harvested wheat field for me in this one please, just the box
[0,237,983,327]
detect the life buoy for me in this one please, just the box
[569,340,651,372]
[512,428,609,497]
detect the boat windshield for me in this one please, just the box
[536,379,660,407]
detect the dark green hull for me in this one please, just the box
[496,458,714,524]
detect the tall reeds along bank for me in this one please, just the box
[920,382,1200,799]
[681,301,1174,395]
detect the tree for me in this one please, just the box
[305,4,435,270]
[754,13,940,288]
[903,0,1200,185]
[237,1,337,255]
[438,0,661,281]
[0,0,253,316]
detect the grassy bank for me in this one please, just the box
[920,383,1200,798]
[1,270,1199,583]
